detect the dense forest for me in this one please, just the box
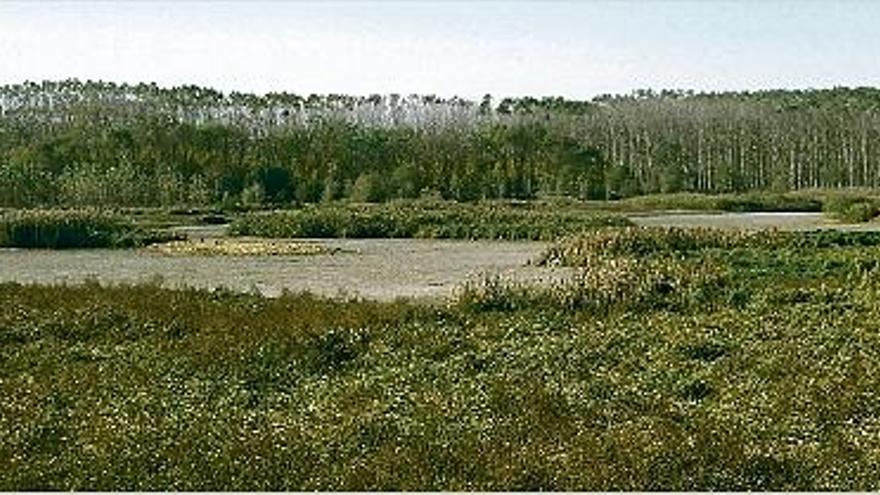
[3,79,880,207]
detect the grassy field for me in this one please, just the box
[3,227,880,490]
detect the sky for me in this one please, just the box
[2,1,880,100]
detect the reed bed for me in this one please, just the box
[539,226,880,266]
[611,191,825,213]
[230,201,632,240]
[0,209,179,249]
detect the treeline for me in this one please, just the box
[2,80,880,207]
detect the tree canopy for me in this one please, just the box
[3,79,880,207]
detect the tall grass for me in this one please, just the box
[539,226,880,265]
[610,191,824,213]
[616,189,880,223]
[0,209,179,248]
[456,257,729,313]
[230,200,632,240]
[822,192,880,223]
[5,229,880,489]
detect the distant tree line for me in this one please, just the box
[2,79,880,207]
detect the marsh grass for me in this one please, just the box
[456,257,729,313]
[0,210,180,249]
[539,226,880,265]
[230,200,632,240]
[607,191,825,213]
[822,193,880,223]
[4,230,880,490]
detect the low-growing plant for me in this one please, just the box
[610,191,824,213]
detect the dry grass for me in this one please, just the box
[145,238,336,257]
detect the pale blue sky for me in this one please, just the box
[2,1,879,99]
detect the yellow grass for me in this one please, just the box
[146,238,335,256]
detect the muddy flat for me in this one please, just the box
[5,212,879,301]
[0,239,568,301]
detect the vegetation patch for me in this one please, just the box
[230,200,632,240]
[0,209,179,249]
[4,230,880,489]
[456,257,728,313]
[822,192,880,223]
[613,191,824,213]
[146,238,336,256]
[539,226,880,265]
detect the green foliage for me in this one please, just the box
[230,201,632,240]
[349,173,385,203]
[0,209,179,248]
[5,81,880,208]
